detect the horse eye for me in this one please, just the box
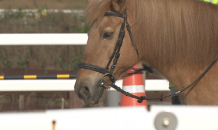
[103,32,114,39]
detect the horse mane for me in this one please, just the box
[86,0,218,71]
[131,0,218,70]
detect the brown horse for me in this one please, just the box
[74,0,218,105]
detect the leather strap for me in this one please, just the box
[78,62,110,74]
[104,12,125,18]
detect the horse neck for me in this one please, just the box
[129,0,218,72]
[128,0,218,104]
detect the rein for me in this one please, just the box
[111,55,218,103]
[78,11,218,103]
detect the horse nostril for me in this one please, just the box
[79,86,91,100]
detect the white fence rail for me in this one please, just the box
[0,34,87,45]
[0,79,169,91]
[0,34,169,91]
[0,106,217,130]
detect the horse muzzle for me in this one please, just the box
[74,80,105,105]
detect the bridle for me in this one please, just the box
[78,11,136,86]
[78,11,218,103]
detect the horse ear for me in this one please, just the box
[111,0,126,13]
[86,0,92,3]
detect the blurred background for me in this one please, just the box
[0,0,87,70]
[0,0,170,112]
[0,0,90,112]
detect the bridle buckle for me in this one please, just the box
[100,73,116,87]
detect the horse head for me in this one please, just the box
[74,0,140,105]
